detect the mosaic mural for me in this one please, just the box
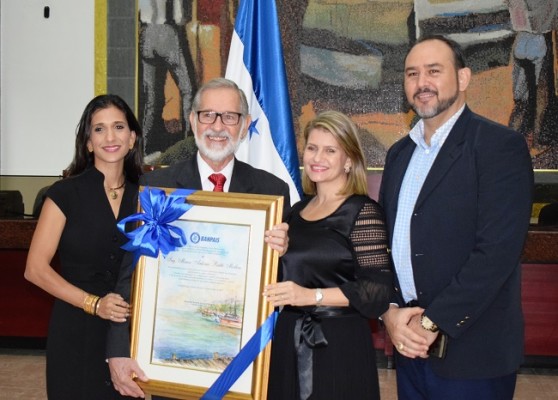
[138,0,558,169]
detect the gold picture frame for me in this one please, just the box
[130,188,283,399]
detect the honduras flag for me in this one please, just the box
[225,0,302,204]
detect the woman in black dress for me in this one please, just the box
[265,111,393,400]
[25,94,143,399]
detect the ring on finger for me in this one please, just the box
[397,342,404,352]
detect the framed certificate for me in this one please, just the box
[129,188,283,399]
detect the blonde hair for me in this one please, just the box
[301,110,368,196]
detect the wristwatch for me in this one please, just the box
[315,288,323,306]
[420,313,439,332]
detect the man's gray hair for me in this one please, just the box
[191,78,249,115]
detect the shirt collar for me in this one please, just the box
[409,105,466,150]
[197,152,234,191]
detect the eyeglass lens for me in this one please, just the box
[198,111,241,125]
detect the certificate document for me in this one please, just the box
[129,189,283,399]
[152,220,251,373]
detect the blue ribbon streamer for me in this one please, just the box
[117,187,194,264]
[201,311,278,400]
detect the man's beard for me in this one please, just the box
[195,128,242,163]
[411,88,459,119]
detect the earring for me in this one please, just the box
[344,165,351,174]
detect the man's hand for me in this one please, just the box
[409,313,439,358]
[381,305,429,358]
[108,357,148,398]
[264,222,289,256]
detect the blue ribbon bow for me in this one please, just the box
[117,187,195,261]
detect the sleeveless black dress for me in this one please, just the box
[267,195,393,400]
[45,167,138,399]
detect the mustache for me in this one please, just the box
[202,129,232,140]
[414,87,438,98]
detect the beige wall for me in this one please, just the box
[0,0,95,176]
[0,176,60,216]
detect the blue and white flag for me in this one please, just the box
[226,0,302,204]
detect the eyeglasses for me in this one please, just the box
[196,111,243,126]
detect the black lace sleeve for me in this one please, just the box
[339,200,393,319]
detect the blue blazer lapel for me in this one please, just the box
[391,144,414,197]
[383,137,415,232]
[414,107,471,210]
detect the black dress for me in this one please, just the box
[267,195,393,400]
[45,167,138,400]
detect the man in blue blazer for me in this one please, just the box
[379,35,533,399]
[106,78,291,398]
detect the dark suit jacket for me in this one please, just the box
[379,106,533,379]
[106,155,291,359]
[140,156,291,216]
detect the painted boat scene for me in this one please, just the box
[151,305,243,373]
[149,219,251,373]
[199,298,243,330]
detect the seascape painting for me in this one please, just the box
[138,0,558,169]
[150,219,250,373]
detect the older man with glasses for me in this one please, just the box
[106,78,292,399]
[139,77,291,200]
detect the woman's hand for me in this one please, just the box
[263,281,314,307]
[96,293,130,322]
[264,223,289,257]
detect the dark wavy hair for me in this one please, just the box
[65,94,144,183]
[411,34,467,70]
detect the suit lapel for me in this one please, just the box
[414,107,471,210]
[387,139,415,212]
[176,156,203,190]
[229,159,255,193]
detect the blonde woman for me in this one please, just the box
[265,111,393,400]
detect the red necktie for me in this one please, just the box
[209,173,226,192]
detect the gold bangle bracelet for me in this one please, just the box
[89,296,100,315]
[83,294,93,314]
[94,297,102,316]
[83,293,100,315]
